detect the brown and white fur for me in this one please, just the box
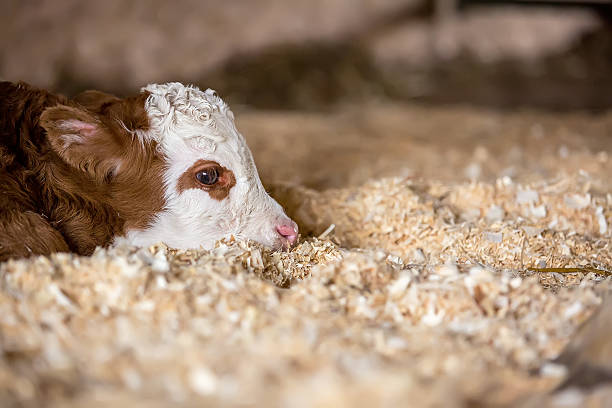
[0,81,298,262]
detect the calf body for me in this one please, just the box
[0,82,297,262]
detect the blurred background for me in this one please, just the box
[1,0,611,189]
[1,0,611,111]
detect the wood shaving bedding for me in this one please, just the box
[1,172,611,407]
[3,103,612,407]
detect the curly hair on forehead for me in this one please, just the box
[141,82,234,144]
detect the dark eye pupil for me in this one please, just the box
[196,168,219,185]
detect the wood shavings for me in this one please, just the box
[2,108,612,407]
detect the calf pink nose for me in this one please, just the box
[276,221,298,246]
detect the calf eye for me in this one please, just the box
[196,168,219,185]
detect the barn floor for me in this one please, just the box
[1,103,612,407]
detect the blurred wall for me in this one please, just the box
[1,0,609,110]
[0,0,421,93]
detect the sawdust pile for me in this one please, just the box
[1,170,611,407]
[279,173,611,277]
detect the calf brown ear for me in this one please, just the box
[73,90,121,113]
[40,105,124,182]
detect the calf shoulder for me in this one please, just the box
[0,82,122,259]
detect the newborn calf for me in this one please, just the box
[0,81,298,262]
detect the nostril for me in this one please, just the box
[276,222,298,246]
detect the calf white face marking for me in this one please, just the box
[123,83,297,250]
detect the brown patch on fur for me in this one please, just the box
[177,160,236,201]
[0,210,70,260]
[0,81,165,261]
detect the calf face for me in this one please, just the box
[42,83,298,251]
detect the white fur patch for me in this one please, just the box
[122,83,294,250]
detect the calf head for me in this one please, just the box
[41,83,298,250]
